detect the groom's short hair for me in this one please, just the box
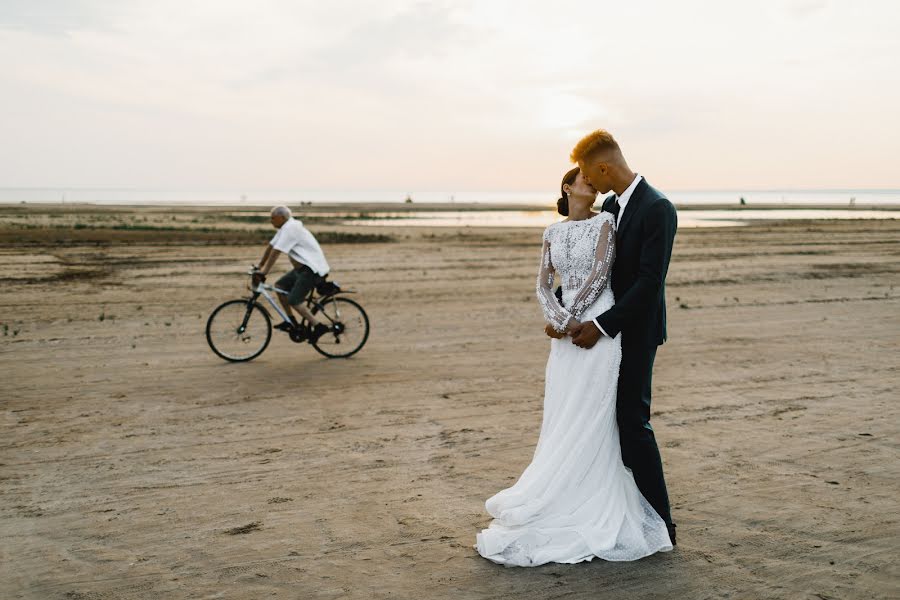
[570,129,620,164]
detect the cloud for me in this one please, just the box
[0,0,120,35]
[0,0,898,190]
[782,0,830,19]
[320,2,467,67]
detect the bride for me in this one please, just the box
[475,167,673,566]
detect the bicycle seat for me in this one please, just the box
[315,278,341,297]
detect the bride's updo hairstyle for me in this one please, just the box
[557,167,580,216]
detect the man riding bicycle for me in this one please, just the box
[253,206,330,342]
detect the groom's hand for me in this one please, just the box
[544,324,565,339]
[572,321,602,349]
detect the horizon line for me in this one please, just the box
[1,186,899,194]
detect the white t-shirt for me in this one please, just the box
[270,217,330,276]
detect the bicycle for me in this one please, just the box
[206,268,370,362]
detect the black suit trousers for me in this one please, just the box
[616,340,672,525]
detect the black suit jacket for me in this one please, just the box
[595,178,677,346]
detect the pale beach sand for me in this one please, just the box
[1,205,898,599]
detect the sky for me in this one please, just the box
[0,0,898,193]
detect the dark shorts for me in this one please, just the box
[276,265,321,306]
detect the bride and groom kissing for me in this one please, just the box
[476,129,678,566]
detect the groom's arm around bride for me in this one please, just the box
[579,196,676,346]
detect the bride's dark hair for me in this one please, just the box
[557,167,580,216]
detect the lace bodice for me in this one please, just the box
[536,212,616,332]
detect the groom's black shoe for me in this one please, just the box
[667,523,677,547]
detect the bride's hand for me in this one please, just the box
[566,321,586,341]
[544,324,566,339]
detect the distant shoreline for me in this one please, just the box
[1,187,898,209]
[1,201,899,212]
[2,203,896,245]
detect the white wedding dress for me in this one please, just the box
[475,212,672,567]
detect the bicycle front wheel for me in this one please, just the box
[311,297,369,358]
[206,299,272,362]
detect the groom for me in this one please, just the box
[566,129,678,544]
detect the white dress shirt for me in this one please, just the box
[613,173,642,230]
[269,217,330,276]
[593,174,642,337]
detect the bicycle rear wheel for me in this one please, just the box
[311,296,369,358]
[206,299,272,362]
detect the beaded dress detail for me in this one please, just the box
[475,212,672,567]
[536,213,616,332]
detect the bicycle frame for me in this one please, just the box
[245,281,354,328]
[251,283,293,324]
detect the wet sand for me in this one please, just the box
[1,206,898,599]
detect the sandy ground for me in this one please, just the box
[1,207,898,599]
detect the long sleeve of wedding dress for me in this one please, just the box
[536,215,616,332]
[567,218,615,317]
[535,236,573,332]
